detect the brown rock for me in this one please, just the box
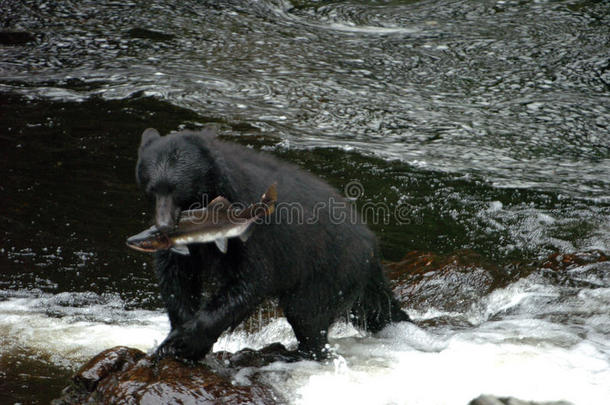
[52,346,282,405]
[541,251,607,271]
[74,346,145,392]
[385,250,505,313]
[385,250,608,315]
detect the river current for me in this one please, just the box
[1,1,609,404]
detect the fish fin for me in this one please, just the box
[170,245,190,256]
[261,182,277,215]
[238,224,255,242]
[208,196,231,210]
[262,183,278,204]
[214,238,228,254]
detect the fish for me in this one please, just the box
[126,183,277,255]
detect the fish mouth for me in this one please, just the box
[125,230,172,253]
[125,241,157,253]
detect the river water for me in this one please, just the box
[1,0,609,404]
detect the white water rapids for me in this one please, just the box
[1,265,608,405]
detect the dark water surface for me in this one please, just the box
[1,1,609,404]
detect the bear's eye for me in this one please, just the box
[167,149,182,165]
[148,181,175,196]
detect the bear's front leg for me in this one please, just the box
[154,250,203,330]
[155,316,216,361]
[155,282,264,361]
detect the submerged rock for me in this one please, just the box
[52,345,284,405]
[386,249,608,315]
[469,394,573,405]
[385,250,510,313]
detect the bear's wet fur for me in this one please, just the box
[136,128,409,360]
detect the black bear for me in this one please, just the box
[136,128,409,360]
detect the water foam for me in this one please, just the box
[0,278,608,404]
[281,322,609,405]
[0,292,168,367]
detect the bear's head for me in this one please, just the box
[136,128,218,233]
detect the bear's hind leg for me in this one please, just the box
[351,265,410,333]
[281,290,337,359]
[285,311,332,359]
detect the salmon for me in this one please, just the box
[126,183,277,255]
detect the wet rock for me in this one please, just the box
[469,394,573,405]
[386,250,609,314]
[218,342,299,369]
[385,250,507,313]
[74,346,145,392]
[537,250,609,288]
[541,251,607,272]
[52,346,283,405]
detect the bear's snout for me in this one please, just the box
[155,195,180,233]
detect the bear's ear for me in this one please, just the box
[140,128,161,151]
